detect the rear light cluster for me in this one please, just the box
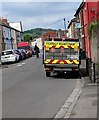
[61,47,64,53]
[50,48,65,53]
[72,67,78,71]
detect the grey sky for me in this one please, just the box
[1,2,81,31]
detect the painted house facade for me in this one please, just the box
[0,25,2,53]
[67,17,80,39]
[31,37,42,50]
[0,18,23,55]
[67,18,82,48]
[3,25,12,50]
[74,1,99,59]
[74,0,99,81]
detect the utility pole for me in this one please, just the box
[63,18,66,31]
[63,18,66,36]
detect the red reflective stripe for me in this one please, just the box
[68,46,72,48]
[48,59,54,64]
[56,60,61,64]
[56,60,68,64]
[63,60,67,64]
[60,46,64,48]
[70,60,76,64]
[52,46,56,48]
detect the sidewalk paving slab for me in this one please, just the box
[69,77,97,118]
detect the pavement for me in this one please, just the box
[0,67,2,120]
[55,59,98,119]
[67,60,98,119]
[69,76,97,118]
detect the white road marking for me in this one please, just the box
[2,62,25,70]
[5,68,8,69]
[17,64,22,67]
[21,62,25,65]
[2,57,33,71]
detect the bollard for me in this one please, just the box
[93,63,96,83]
[91,62,96,83]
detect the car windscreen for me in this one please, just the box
[2,51,13,55]
[18,46,30,50]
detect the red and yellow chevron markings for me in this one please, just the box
[44,59,79,64]
[44,41,79,50]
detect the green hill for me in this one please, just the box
[23,28,56,42]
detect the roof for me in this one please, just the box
[0,22,23,33]
[67,17,79,29]
[74,2,85,17]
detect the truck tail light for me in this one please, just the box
[50,48,55,53]
[72,67,78,71]
[61,47,64,53]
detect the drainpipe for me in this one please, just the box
[1,26,5,50]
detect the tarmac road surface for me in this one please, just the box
[2,56,78,118]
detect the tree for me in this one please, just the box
[23,34,32,42]
[87,20,98,38]
[23,28,56,40]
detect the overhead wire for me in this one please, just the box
[45,18,66,29]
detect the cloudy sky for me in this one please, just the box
[1,1,82,31]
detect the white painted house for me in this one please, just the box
[31,37,42,50]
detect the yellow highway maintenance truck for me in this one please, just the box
[43,38,81,77]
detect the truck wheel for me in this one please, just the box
[46,72,50,77]
[76,71,80,78]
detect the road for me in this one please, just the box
[2,55,78,118]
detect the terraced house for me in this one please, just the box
[0,18,23,55]
[74,0,99,82]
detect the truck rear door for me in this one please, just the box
[44,41,79,65]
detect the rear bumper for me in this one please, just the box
[44,64,79,72]
[53,67,79,71]
[1,57,16,63]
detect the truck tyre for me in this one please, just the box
[46,72,50,77]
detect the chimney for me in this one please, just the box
[0,17,9,25]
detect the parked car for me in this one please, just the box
[18,42,32,58]
[18,49,27,60]
[25,49,32,58]
[14,49,23,61]
[1,49,20,64]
